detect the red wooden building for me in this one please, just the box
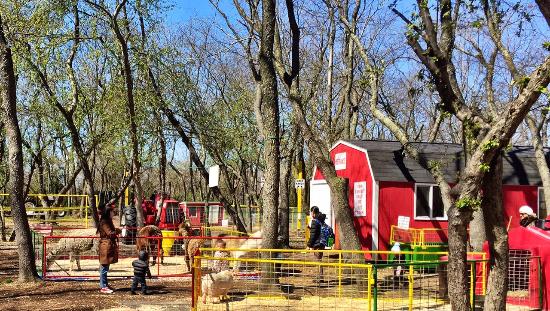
[311,140,548,252]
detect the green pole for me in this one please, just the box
[373,266,378,311]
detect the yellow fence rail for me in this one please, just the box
[193,248,488,311]
[0,193,98,228]
[389,225,450,248]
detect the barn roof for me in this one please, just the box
[341,140,550,186]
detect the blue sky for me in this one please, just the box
[165,1,236,26]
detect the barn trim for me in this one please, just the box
[372,181,380,251]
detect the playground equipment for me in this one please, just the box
[389,225,449,264]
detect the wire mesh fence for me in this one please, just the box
[192,249,490,311]
[507,250,542,310]
[33,227,544,310]
[41,231,260,280]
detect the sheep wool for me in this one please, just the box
[201,270,234,304]
[46,228,98,272]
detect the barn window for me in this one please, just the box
[414,184,447,220]
[540,188,547,219]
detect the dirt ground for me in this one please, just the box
[0,240,191,311]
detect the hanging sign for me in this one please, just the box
[209,165,220,188]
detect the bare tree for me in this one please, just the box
[526,111,550,218]
[339,0,550,309]
[85,0,145,227]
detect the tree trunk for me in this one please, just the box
[527,116,550,217]
[256,69,281,252]
[482,154,508,311]
[146,63,247,233]
[157,120,167,195]
[278,155,292,247]
[107,1,144,227]
[469,207,486,251]
[446,205,472,311]
[0,17,39,281]
[274,0,362,251]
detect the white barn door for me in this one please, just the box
[310,181,334,228]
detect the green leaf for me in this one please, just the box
[456,197,482,211]
[481,140,499,152]
[471,19,483,28]
[479,163,490,172]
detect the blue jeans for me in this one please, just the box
[99,264,110,288]
[131,276,147,293]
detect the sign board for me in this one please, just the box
[334,152,347,170]
[208,165,220,188]
[353,181,367,217]
[208,205,219,224]
[294,179,305,189]
[397,216,410,230]
[221,219,229,227]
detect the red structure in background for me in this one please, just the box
[311,140,547,256]
[505,226,550,310]
[179,202,224,227]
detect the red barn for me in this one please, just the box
[311,140,548,252]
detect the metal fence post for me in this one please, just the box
[470,261,476,311]
[408,264,414,311]
[373,266,378,311]
[42,235,47,279]
[338,252,342,298]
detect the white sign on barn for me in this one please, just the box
[353,181,367,217]
[334,152,347,170]
[397,216,410,230]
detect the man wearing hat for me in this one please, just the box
[519,205,538,228]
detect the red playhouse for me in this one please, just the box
[497,226,550,309]
[179,202,224,227]
[311,140,548,253]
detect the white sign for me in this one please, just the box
[221,219,229,227]
[334,152,347,170]
[208,165,220,188]
[397,216,410,230]
[208,205,219,224]
[353,181,367,217]
[294,179,305,189]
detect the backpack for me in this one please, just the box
[315,219,335,248]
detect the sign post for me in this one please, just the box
[295,170,304,229]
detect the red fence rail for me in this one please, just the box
[41,234,260,280]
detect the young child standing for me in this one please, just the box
[211,239,230,273]
[131,250,152,295]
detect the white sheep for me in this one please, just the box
[231,230,262,272]
[201,270,234,304]
[46,228,98,272]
